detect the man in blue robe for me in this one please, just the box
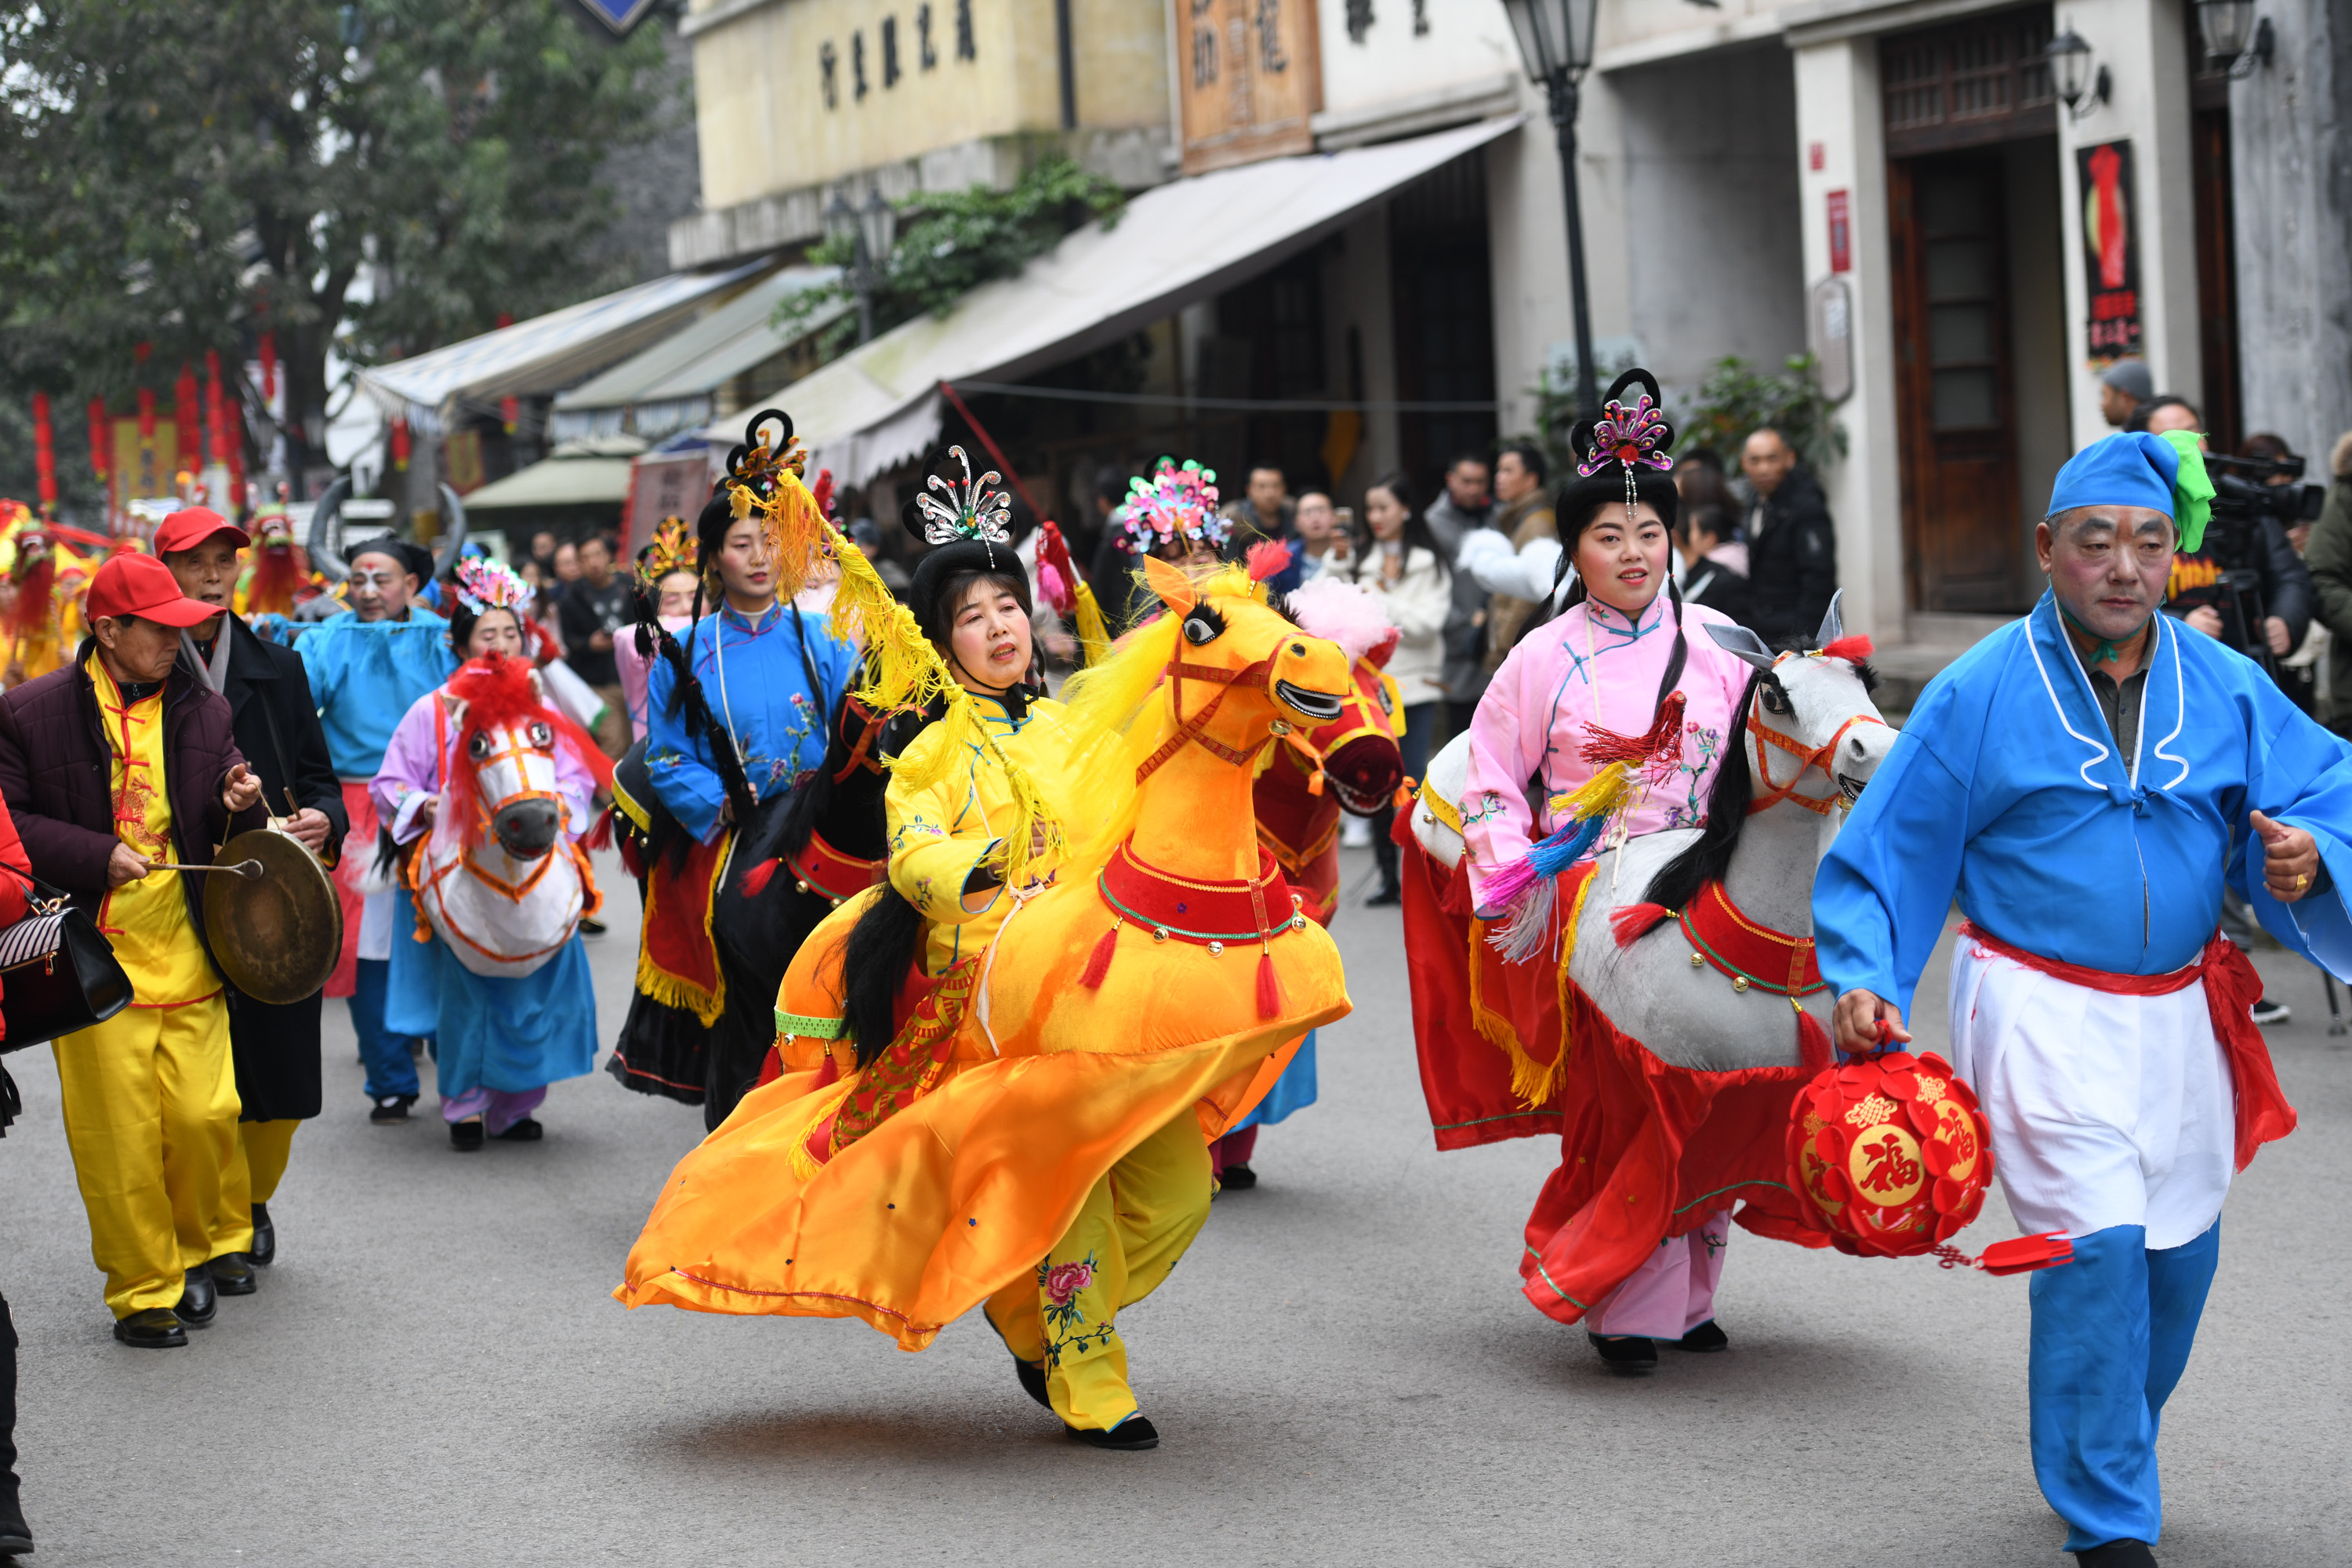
[1815,431,2336,1568]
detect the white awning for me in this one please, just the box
[700,115,1524,487]
[550,265,848,443]
[462,436,647,511]
[356,262,769,436]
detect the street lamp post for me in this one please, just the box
[824,184,899,345]
[1502,0,1602,420]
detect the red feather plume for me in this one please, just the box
[1820,634,1875,665]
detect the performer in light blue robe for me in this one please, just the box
[1815,431,2338,1567]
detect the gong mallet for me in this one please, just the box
[144,860,264,879]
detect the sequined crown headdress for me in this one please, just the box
[454,557,531,615]
[1570,368,1677,525]
[1120,457,1229,551]
[915,445,1014,554]
[635,514,696,587]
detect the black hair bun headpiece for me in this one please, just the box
[1568,368,1675,478]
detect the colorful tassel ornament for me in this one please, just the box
[1079,922,1120,989]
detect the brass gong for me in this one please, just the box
[203,826,343,1005]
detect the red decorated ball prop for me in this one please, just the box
[1788,1051,1991,1257]
[1788,1051,2072,1275]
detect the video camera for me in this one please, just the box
[2190,451,2327,688]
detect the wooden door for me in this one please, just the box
[1891,152,2024,612]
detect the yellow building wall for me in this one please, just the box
[691,0,1170,211]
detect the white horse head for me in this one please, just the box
[410,655,596,978]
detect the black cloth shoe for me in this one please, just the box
[208,1254,256,1296]
[2250,996,2289,1025]
[579,916,608,935]
[1219,1163,1258,1191]
[111,1308,187,1349]
[250,1202,275,1267]
[1363,884,1403,908]
[492,1118,543,1142]
[2076,1541,2158,1567]
[1668,1319,1728,1352]
[369,1094,415,1125]
[175,1269,217,1329]
[1014,1358,1050,1410]
[449,1119,485,1152]
[0,1489,29,1555]
[1065,1414,1159,1450]
[1587,1333,1657,1372]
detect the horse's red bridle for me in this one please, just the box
[1745,706,1886,816]
[1134,654,1279,784]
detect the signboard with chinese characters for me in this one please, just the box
[2076,140,2141,366]
[1178,0,1322,176]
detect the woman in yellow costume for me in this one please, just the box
[619,446,1355,1453]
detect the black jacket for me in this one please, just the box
[1743,466,1838,648]
[1681,557,1752,626]
[178,616,347,1122]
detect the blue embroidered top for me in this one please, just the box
[1815,593,2352,1016]
[298,608,459,779]
[645,599,858,844]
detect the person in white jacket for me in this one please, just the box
[1346,472,1450,906]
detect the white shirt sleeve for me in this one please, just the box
[1457,530,1566,601]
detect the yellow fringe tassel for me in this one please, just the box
[633,948,724,1028]
[1465,862,1600,1110]
[1547,759,1635,826]
[1069,580,1112,667]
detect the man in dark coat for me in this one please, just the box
[158,509,348,1274]
[1739,427,1838,648]
[0,552,267,1347]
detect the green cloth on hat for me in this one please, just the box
[2158,429,2215,554]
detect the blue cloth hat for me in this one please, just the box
[2048,430,2215,551]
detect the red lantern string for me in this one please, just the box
[175,361,198,467]
[136,387,157,443]
[205,348,228,464]
[31,392,56,513]
[225,399,246,519]
[390,417,412,471]
[259,330,278,403]
[87,397,108,481]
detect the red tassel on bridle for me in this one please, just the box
[1079,922,1120,989]
[738,858,781,898]
[1580,690,1686,766]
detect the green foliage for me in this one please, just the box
[0,0,669,474]
[1677,354,1848,473]
[774,154,1127,351]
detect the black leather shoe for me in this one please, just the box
[0,1490,30,1555]
[177,1266,217,1327]
[450,1119,485,1152]
[1587,1333,1657,1373]
[1668,1319,1728,1352]
[1014,1357,1050,1410]
[579,916,608,935]
[250,1202,275,1267]
[492,1118,543,1142]
[209,1253,257,1295]
[1219,1163,1258,1191]
[1363,884,1403,908]
[2077,1542,2158,1567]
[1065,1414,1158,1450]
[111,1308,187,1348]
[369,1094,415,1125]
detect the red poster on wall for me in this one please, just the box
[1827,190,1851,274]
[2077,140,2141,365]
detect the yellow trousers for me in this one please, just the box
[220,1120,298,1214]
[984,1110,1213,1432]
[53,997,245,1318]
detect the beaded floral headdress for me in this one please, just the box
[1120,457,1229,552]
[454,556,532,615]
[915,445,1013,548]
[1570,368,1677,528]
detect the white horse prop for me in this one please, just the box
[1401,594,1897,1325]
[405,655,603,978]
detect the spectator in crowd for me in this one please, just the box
[527,530,559,583]
[2127,394,2202,437]
[1291,492,1354,583]
[549,540,581,601]
[1477,442,1558,666]
[2098,358,2154,428]
[1222,463,1301,594]
[1675,503,1751,623]
[1423,453,1496,738]
[2243,432,2316,552]
[1739,426,1838,648]
[1347,474,1450,908]
[1674,449,1740,533]
[2299,430,2352,736]
[556,535,633,759]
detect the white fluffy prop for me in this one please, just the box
[1287,576,1396,666]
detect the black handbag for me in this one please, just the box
[0,893,134,1053]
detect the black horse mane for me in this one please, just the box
[1639,666,1767,913]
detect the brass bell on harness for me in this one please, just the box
[1207,941,1225,956]
[1690,952,1704,969]
[1733,975,1750,993]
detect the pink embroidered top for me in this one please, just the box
[1461,593,1754,906]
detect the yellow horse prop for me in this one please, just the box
[617,559,1357,1349]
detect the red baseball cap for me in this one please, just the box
[86,553,226,628]
[153,507,250,555]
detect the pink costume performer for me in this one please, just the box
[1456,378,1756,1347]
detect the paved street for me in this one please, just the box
[10,844,2349,1566]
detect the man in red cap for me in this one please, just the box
[0,550,267,1347]
[155,508,347,1278]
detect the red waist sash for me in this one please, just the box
[1958,921,2297,1172]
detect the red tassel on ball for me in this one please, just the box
[1795,1005,1832,1070]
[739,858,782,898]
[1079,923,1119,989]
[1255,949,1283,1020]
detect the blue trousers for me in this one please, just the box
[351,958,423,1101]
[2029,1221,2221,1552]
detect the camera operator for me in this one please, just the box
[2296,430,2352,735]
[2155,402,2317,673]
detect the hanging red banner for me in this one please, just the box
[31,393,56,511]
[88,398,108,480]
